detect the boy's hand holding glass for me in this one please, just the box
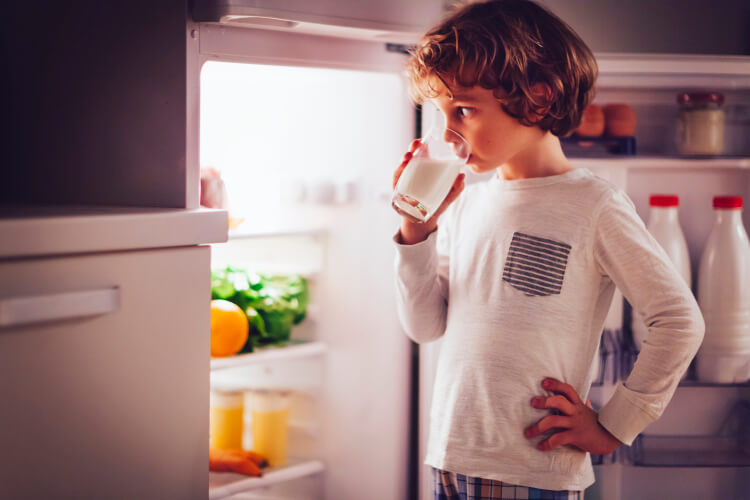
[524,378,622,455]
[392,116,469,244]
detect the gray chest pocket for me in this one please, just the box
[502,232,571,297]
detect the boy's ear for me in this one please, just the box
[528,83,552,124]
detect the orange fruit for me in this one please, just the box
[210,300,249,357]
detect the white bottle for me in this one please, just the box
[632,195,692,353]
[696,196,750,383]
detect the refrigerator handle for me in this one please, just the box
[0,287,121,328]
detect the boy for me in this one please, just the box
[392,1,704,498]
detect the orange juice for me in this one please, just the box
[210,391,244,450]
[249,390,291,466]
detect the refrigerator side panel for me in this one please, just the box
[0,246,210,499]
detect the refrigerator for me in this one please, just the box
[2,1,749,499]
[192,3,750,499]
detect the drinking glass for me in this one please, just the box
[392,114,470,223]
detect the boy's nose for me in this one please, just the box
[442,128,469,157]
[443,128,461,147]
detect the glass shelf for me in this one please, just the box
[595,54,750,90]
[211,340,327,372]
[209,458,325,499]
[592,448,619,466]
[677,380,750,388]
[630,435,750,468]
[630,400,750,468]
[572,156,750,169]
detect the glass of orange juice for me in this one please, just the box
[210,390,244,450]
[249,390,291,467]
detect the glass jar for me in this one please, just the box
[210,390,245,450]
[249,390,291,466]
[675,92,725,155]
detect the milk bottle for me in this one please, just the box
[697,196,750,383]
[632,195,692,357]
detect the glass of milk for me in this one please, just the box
[392,115,471,223]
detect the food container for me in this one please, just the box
[675,92,725,155]
[602,103,636,137]
[210,390,245,450]
[249,390,291,466]
[575,104,605,137]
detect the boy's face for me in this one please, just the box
[431,82,544,174]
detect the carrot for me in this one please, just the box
[209,448,266,476]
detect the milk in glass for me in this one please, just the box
[393,158,463,222]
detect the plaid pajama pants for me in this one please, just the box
[433,468,582,500]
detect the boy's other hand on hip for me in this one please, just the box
[393,138,466,245]
[523,378,622,455]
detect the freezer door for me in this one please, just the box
[0,246,210,499]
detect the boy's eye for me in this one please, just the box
[457,107,474,118]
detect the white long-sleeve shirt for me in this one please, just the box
[394,168,704,491]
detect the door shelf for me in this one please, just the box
[629,435,750,468]
[211,341,327,372]
[209,459,325,499]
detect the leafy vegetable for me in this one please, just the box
[211,267,309,349]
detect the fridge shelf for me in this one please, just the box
[595,54,750,89]
[226,206,348,241]
[211,341,327,372]
[677,380,750,388]
[561,136,636,157]
[629,435,750,468]
[572,156,750,170]
[208,458,325,499]
[228,225,325,240]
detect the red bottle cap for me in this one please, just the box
[713,196,743,209]
[677,92,725,105]
[650,195,679,207]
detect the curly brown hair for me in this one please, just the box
[406,0,597,137]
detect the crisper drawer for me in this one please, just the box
[0,246,210,499]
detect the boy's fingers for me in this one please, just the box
[392,152,413,189]
[409,138,422,153]
[531,395,576,415]
[524,415,571,438]
[543,378,582,405]
[538,430,574,451]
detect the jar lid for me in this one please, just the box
[650,194,679,207]
[210,390,245,408]
[713,196,742,209]
[677,92,724,105]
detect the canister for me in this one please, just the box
[676,92,725,155]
